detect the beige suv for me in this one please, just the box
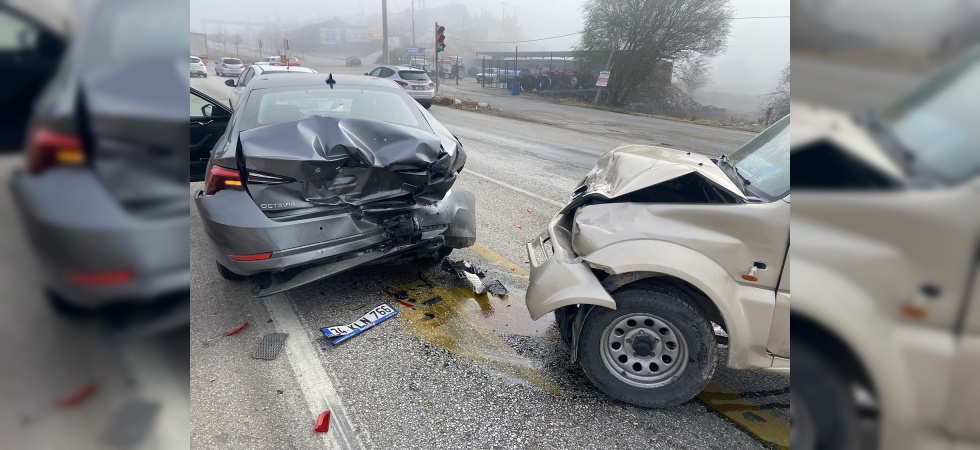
[525,115,790,408]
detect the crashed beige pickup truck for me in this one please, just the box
[525,115,790,408]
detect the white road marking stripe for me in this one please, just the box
[264,293,371,450]
[462,168,566,208]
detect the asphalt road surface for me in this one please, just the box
[190,61,789,450]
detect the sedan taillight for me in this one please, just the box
[25,128,86,175]
[394,80,409,87]
[205,163,243,195]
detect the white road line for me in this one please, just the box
[264,293,371,450]
[462,168,566,208]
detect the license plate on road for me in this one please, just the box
[321,304,397,338]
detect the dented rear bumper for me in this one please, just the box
[524,213,616,320]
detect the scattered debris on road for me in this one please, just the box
[314,410,331,433]
[21,380,100,425]
[423,296,443,306]
[202,321,249,347]
[396,299,415,308]
[321,304,398,345]
[464,271,486,294]
[442,258,485,279]
[418,272,435,287]
[486,279,509,296]
[253,333,289,360]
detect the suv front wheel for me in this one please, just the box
[578,282,717,408]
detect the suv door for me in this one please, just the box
[190,87,232,181]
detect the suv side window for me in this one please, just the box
[381,68,396,77]
[369,67,383,77]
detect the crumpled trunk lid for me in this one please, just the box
[239,116,464,216]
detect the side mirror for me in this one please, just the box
[201,104,213,116]
[225,79,236,87]
[364,73,369,76]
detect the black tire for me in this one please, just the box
[216,261,246,281]
[554,305,575,349]
[203,73,208,78]
[422,101,432,109]
[520,77,535,92]
[537,75,552,91]
[569,75,579,88]
[47,290,91,318]
[578,283,717,408]
[791,340,859,450]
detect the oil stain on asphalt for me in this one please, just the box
[395,278,561,396]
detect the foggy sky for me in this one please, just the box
[190,0,788,95]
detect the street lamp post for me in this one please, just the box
[381,0,389,64]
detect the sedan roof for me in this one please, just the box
[248,73,399,90]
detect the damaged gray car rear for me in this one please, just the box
[193,73,475,296]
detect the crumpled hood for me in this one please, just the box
[573,145,745,203]
[239,116,465,212]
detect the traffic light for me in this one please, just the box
[435,25,446,52]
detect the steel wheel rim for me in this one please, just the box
[599,313,689,388]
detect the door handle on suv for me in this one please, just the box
[194,120,213,126]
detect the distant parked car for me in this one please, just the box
[366,65,435,109]
[224,64,318,110]
[254,56,279,66]
[215,57,244,77]
[346,56,361,67]
[271,57,301,67]
[190,56,207,77]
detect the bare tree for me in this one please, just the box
[230,34,243,57]
[576,0,733,106]
[676,55,711,96]
[759,63,790,126]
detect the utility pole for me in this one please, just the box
[593,47,615,105]
[382,0,389,64]
[500,1,508,19]
[411,0,416,47]
[434,22,439,93]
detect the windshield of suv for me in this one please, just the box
[727,115,790,199]
[881,60,980,184]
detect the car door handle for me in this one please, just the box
[194,120,213,126]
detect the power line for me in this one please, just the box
[430,15,790,45]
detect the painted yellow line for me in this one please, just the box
[469,242,530,279]
[698,381,790,450]
[472,241,789,448]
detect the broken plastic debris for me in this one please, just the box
[315,410,331,433]
[418,272,435,287]
[424,313,436,319]
[396,299,415,308]
[441,258,486,279]
[465,271,486,294]
[527,208,532,213]
[423,296,443,306]
[486,279,508,296]
[55,381,99,408]
[202,322,249,346]
[514,224,523,229]
[254,333,289,360]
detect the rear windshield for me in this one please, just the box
[190,57,200,63]
[398,70,429,81]
[223,58,242,64]
[239,85,430,132]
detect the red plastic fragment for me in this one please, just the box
[55,382,98,408]
[396,299,415,308]
[224,322,249,337]
[314,410,331,433]
[514,224,522,229]
[527,208,532,213]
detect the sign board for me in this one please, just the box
[283,39,289,50]
[280,55,287,64]
[346,28,369,43]
[320,28,341,45]
[388,36,401,47]
[406,47,426,57]
[596,71,610,87]
[368,26,383,41]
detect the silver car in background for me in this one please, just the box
[215,57,243,77]
[367,65,435,109]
